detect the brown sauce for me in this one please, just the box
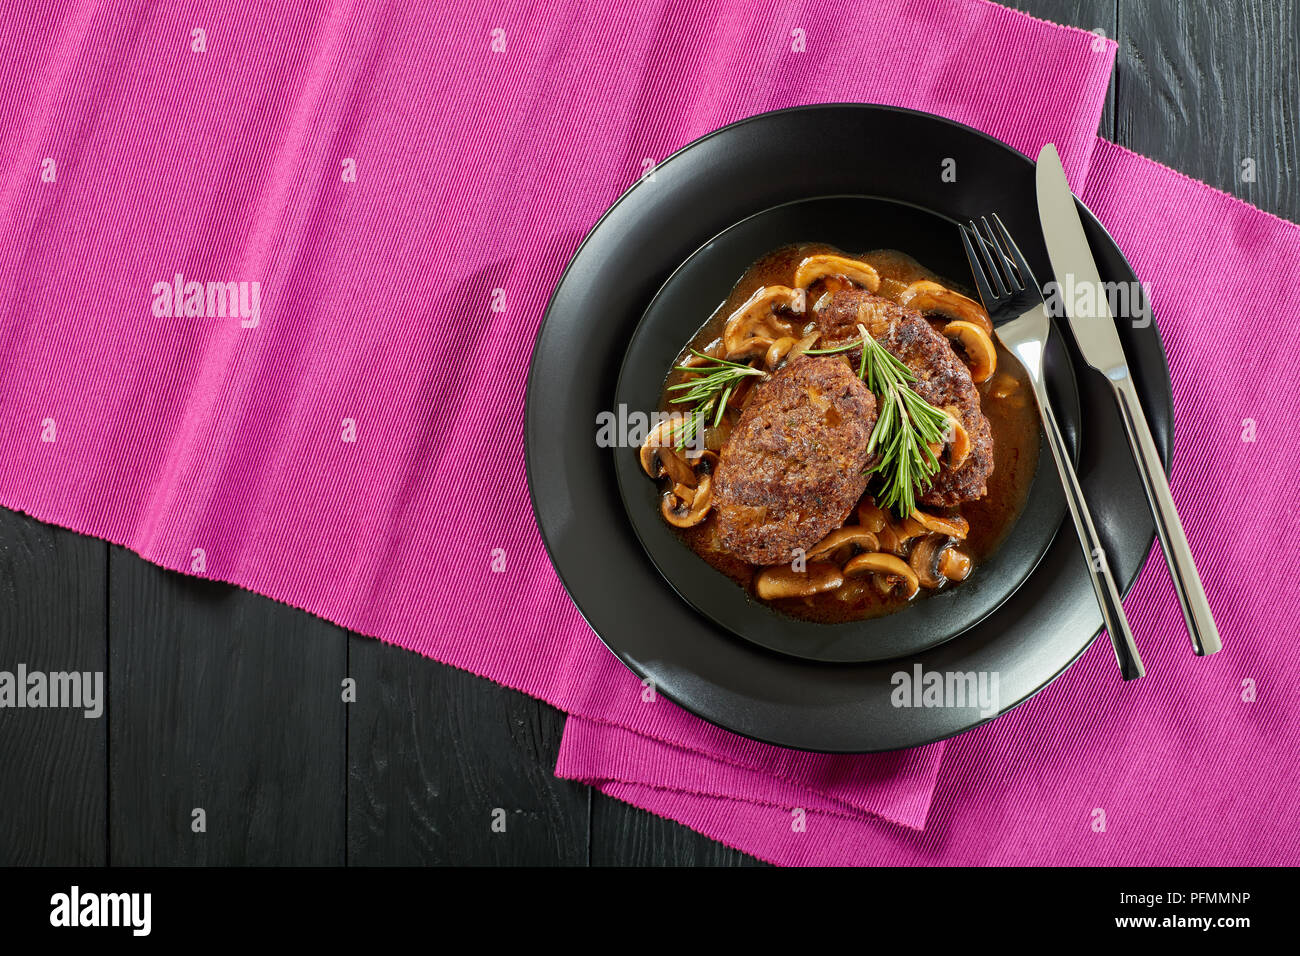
[655,243,1042,623]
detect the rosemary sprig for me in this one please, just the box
[804,337,869,380]
[666,350,767,450]
[808,325,951,517]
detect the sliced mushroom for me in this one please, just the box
[926,406,971,470]
[943,408,971,469]
[943,320,997,383]
[660,472,713,528]
[639,418,697,485]
[722,286,803,358]
[910,509,969,540]
[939,548,972,582]
[843,552,920,599]
[806,527,880,562]
[724,335,776,362]
[692,449,721,473]
[877,516,925,555]
[910,534,955,589]
[754,561,844,600]
[793,255,882,292]
[900,280,993,334]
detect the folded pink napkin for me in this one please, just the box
[2,0,1294,864]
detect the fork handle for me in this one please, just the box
[1110,376,1222,656]
[1032,383,1145,680]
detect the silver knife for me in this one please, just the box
[1036,144,1222,657]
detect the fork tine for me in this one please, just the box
[968,219,1009,298]
[990,213,1039,290]
[959,225,997,307]
[979,216,1022,291]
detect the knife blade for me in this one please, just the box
[1036,143,1222,657]
[1035,145,1129,378]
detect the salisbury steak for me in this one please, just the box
[713,355,877,566]
[813,288,994,506]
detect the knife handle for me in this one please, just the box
[1111,377,1222,656]
[1033,383,1145,680]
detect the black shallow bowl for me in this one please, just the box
[614,196,1080,663]
[525,104,1171,752]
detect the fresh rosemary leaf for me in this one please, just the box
[822,323,952,518]
[666,350,766,450]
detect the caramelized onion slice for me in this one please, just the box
[782,331,822,366]
[856,499,887,533]
[764,336,797,369]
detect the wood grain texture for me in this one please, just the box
[347,638,589,865]
[107,549,346,865]
[1116,0,1298,221]
[590,793,767,866]
[0,509,106,866]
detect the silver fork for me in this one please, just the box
[960,215,1144,681]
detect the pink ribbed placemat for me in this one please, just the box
[2,0,1293,863]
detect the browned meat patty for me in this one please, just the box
[812,288,993,506]
[713,356,877,566]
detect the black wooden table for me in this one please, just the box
[2,0,1294,866]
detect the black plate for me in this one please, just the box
[613,196,1079,662]
[525,104,1171,752]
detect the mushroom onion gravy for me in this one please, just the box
[637,243,1042,624]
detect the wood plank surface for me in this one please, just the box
[347,639,590,865]
[106,551,346,865]
[0,510,106,866]
[1117,0,1298,219]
